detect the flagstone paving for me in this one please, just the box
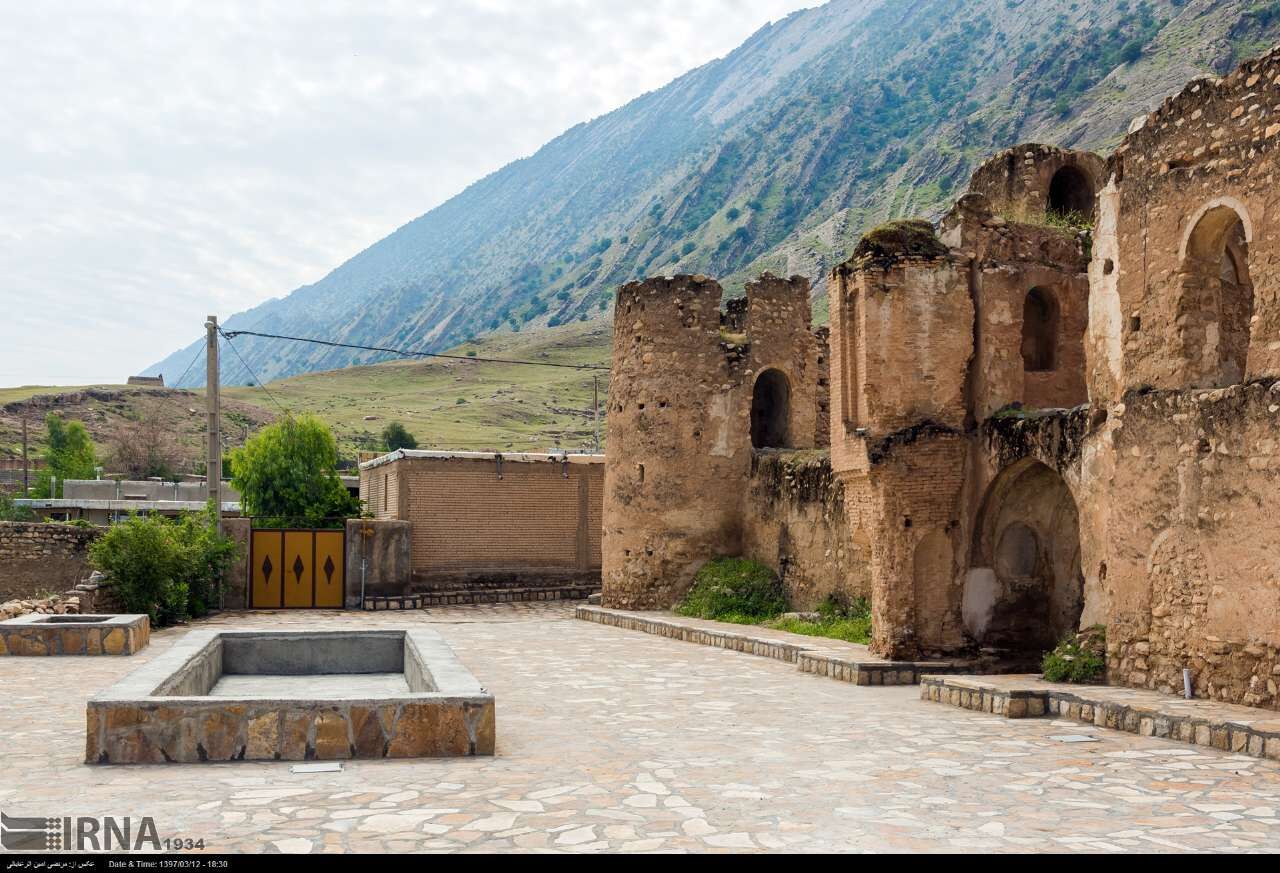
[2,601,1279,853]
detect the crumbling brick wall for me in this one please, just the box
[1089,54,1279,398]
[939,191,1090,420]
[601,273,831,609]
[0,521,101,603]
[826,233,975,657]
[741,450,866,610]
[1084,383,1280,709]
[597,48,1280,711]
[966,143,1106,223]
[1075,50,1280,709]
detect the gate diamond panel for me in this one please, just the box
[250,528,346,609]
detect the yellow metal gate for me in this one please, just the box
[251,528,345,609]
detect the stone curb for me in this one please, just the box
[576,605,969,686]
[367,586,599,610]
[919,675,1280,762]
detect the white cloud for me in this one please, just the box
[0,0,815,386]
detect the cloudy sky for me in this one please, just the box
[0,0,815,387]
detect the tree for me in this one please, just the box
[1119,40,1143,65]
[229,414,361,527]
[110,412,183,480]
[381,422,418,451]
[34,413,96,497]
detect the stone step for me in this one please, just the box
[920,674,1280,762]
[364,586,599,610]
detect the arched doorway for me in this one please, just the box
[964,460,1084,655]
[1177,202,1253,387]
[751,369,790,448]
[1020,287,1059,372]
[1047,165,1094,217]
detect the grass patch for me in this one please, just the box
[997,207,1094,234]
[764,596,872,644]
[1041,626,1106,683]
[674,566,875,646]
[674,557,786,621]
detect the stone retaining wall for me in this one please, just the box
[0,521,101,602]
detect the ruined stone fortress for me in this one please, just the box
[601,49,1280,711]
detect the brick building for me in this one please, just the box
[360,450,604,590]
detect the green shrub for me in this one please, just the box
[89,505,237,625]
[175,506,239,618]
[0,492,35,521]
[674,557,786,621]
[1041,626,1106,683]
[381,421,418,451]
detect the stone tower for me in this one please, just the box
[601,272,826,609]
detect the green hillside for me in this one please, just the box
[221,322,610,456]
[0,325,610,468]
[145,0,1280,390]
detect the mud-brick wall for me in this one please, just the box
[363,453,603,585]
[1090,380,1280,710]
[0,521,101,602]
[741,451,867,610]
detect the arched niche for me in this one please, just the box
[750,368,791,449]
[1175,201,1254,387]
[1048,165,1094,217]
[964,460,1084,655]
[1021,286,1060,373]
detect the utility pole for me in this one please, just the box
[21,415,28,496]
[206,315,221,535]
[592,375,600,454]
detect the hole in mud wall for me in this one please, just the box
[1177,204,1254,387]
[751,368,791,449]
[965,461,1084,656]
[1020,287,1059,373]
[1047,165,1094,217]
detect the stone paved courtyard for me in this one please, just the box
[2,602,1279,853]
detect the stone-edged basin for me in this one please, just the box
[0,613,149,656]
[87,628,495,763]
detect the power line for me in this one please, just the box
[218,328,290,416]
[220,329,610,371]
[170,345,206,389]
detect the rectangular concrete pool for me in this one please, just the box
[0,613,149,656]
[87,628,495,763]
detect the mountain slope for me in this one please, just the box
[148,0,1280,387]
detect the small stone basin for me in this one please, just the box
[87,628,495,763]
[36,615,113,624]
[0,613,149,656]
